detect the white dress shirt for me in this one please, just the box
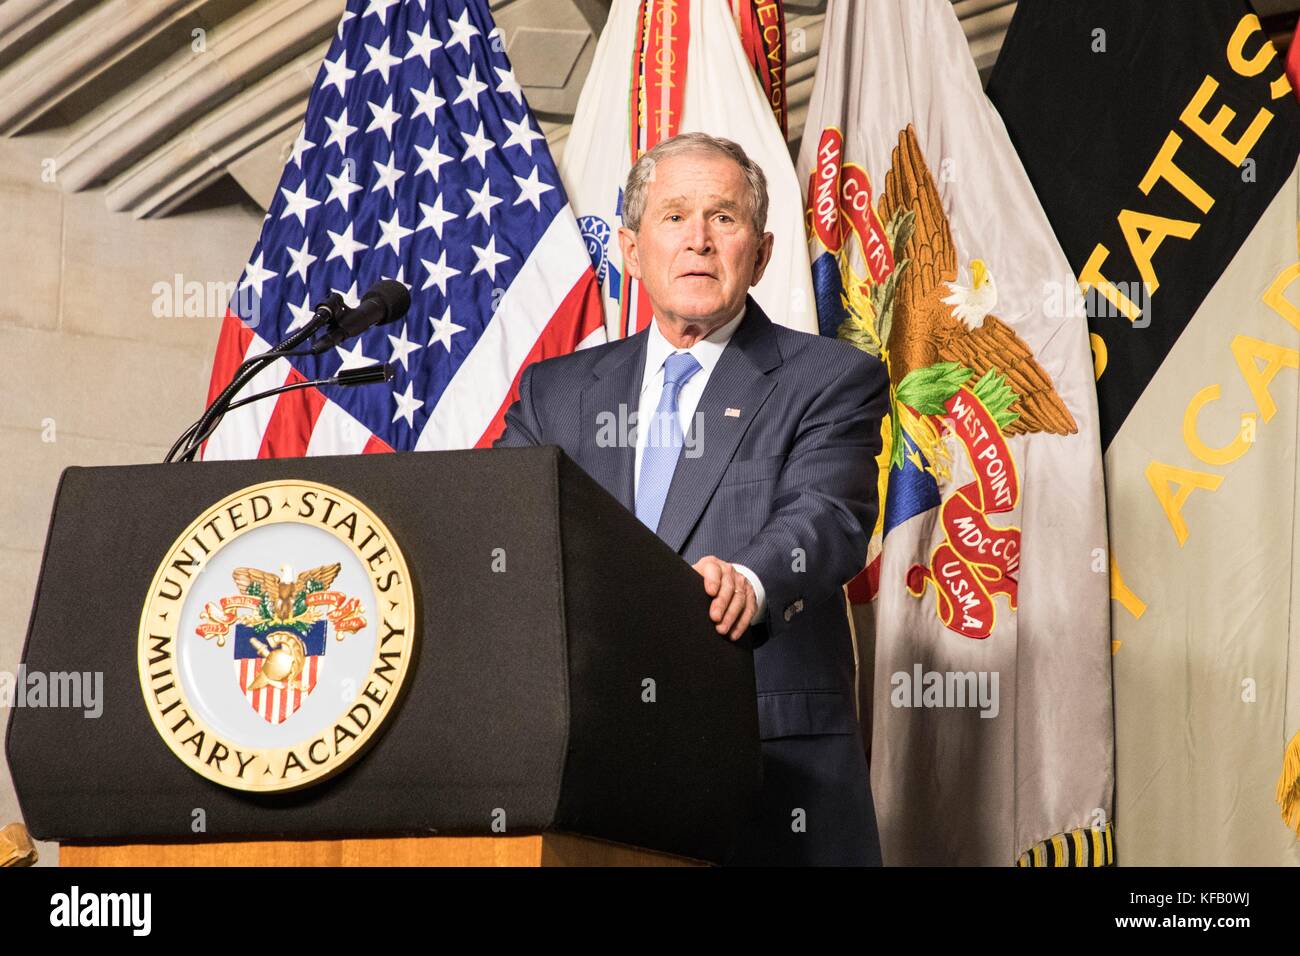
[634,307,767,620]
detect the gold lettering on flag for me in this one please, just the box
[1079,14,1289,330]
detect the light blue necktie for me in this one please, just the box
[636,351,702,532]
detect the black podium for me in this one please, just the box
[6,446,763,865]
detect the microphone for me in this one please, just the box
[312,290,349,326]
[171,363,397,461]
[309,279,411,355]
[166,291,350,463]
[335,363,395,386]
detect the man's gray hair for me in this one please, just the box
[622,132,770,235]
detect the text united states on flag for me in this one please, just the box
[202,0,603,460]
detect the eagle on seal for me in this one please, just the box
[232,563,341,622]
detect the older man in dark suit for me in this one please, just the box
[495,132,888,865]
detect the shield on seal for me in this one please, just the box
[233,621,327,724]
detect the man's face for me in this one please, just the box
[618,150,774,332]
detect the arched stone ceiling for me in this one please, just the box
[1,0,1295,219]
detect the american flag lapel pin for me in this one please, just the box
[724,407,741,418]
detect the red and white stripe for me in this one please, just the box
[238,655,320,725]
[415,213,603,451]
[201,313,393,461]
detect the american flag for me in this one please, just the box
[201,0,604,460]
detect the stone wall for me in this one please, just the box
[0,129,264,865]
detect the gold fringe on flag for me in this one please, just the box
[1015,822,1114,867]
[1275,729,1300,836]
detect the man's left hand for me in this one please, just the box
[692,556,756,641]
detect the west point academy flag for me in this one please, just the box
[559,0,816,341]
[798,0,1113,866]
[989,1,1300,866]
[201,0,603,460]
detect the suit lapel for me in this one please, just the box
[578,331,648,511]
[655,298,783,553]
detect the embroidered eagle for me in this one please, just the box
[232,563,341,623]
[839,124,1077,439]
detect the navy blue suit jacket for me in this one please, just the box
[495,296,889,863]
